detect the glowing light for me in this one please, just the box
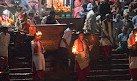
[135,33,137,42]
[72,46,77,54]
[36,31,42,36]
[0,71,3,74]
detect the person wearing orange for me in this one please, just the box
[31,31,45,81]
[73,32,93,81]
[128,28,137,80]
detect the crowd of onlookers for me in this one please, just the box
[74,0,137,53]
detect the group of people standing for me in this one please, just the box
[73,0,137,80]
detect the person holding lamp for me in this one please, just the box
[128,28,137,80]
[31,31,45,81]
[72,32,93,81]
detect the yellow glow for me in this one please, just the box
[0,71,3,74]
[36,31,42,36]
[135,33,137,42]
[72,46,77,54]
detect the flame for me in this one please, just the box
[135,33,137,42]
[0,71,3,74]
[36,31,42,36]
[72,46,77,54]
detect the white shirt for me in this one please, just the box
[0,32,10,57]
[60,28,72,48]
[83,10,97,33]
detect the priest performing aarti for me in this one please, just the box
[31,31,46,81]
[72,32,93,81]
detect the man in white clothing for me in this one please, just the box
[58,23,73,71]
[0,25,10,81]
[0,26,10,64]
[83,6,98,34]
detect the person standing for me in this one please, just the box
[0,25,10,81]
[98,0,111,21]
[31,31,45,81]
[83,6,98,34]
[58,23,73,71]
[72,32,93,81]
[41,11,59,24]
[100,14,114,61]
[132,11,137,27]
[128,28,137,80]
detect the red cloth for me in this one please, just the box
[101,46,112,56]
[33,39,44,54]
[76,61,90,80]
[77,38,88,53]
[33,63,45,81]
[0,56,8,65]
[130,68,137,79]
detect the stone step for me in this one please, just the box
[111,59,129,64]
[91,64,129,70]
[111,54,128,59]
[87,74,130,80]
[9,73,32,79]
[9,68,32,73]
[10,78,33,81]
[90,69,129,75]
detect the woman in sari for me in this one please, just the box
[73,0,85,18]
[72,32,93,81]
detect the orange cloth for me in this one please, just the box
[77,38,88,53]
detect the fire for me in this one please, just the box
[36,31,42,36]
[72,46,77,54]
[135,33,137,42]
[0,71,3,74]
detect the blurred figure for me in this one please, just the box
[78,4,88,18]
[100,14,114,60]
[83,6,98,34]
[0,26,10,81]
[41,11,59,24]
[87,0,97,11]
[110,0,121,14]
[123,5,136,19]
[73,0,85,18]
[128,28,137,80]
[117,26,129,54]
[132,11,137,27]
[73,32,93,81]
[58,23,74,71]
[129,0,137,10]
[113,14,124,42]
[31,31,45,81]
[123,14,134,34]
[98,0,111,21]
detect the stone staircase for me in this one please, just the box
[9,56,33,81]
[87,51,130,81]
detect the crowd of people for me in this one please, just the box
[0,0,137,81]
[73,0,137,81]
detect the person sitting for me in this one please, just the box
[78,4,88,18]
[116,26,129,54]
[87,0,97,11]
[132,11,137,27]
